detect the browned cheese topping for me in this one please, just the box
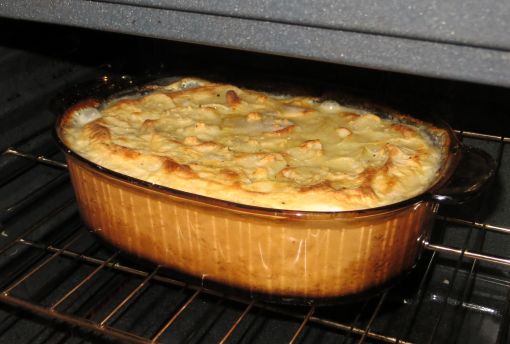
[61,78,445,211]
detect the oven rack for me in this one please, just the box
[0,129,509,343]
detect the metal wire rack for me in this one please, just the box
[0,129,509,344]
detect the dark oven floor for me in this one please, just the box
[0,19,509,344]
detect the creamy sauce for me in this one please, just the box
[62,78,445,211]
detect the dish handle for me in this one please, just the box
[429,145,496,205]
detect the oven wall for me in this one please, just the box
[0,18,509,344]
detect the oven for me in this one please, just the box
[0,3,509,343]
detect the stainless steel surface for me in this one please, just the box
[99,265,161,326]
[49,251,120,310]
[438,216,510,235]
[424,243,510,267]
[218,301,255,344]
[289,306,315,344]
[0,294,150,344]
[358,291,388,344]
[3,148,68,169]
[150,289,202,342]
[454,131,510,144]
[2,231,85,295]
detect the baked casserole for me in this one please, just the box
[60,78,446,212]
[56,77,467,302]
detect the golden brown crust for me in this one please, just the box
[61,99,101,127]
[225,89,241,107]
[60,78,446,211]
[162,158,197,178]
[84,123,111,142]
[391,123,416,138]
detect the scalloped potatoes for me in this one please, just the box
[61,78,446,211]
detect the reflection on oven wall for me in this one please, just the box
[0,18,509,344]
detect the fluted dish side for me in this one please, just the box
[68,156,436,299]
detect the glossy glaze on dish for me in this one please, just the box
[68,156,437,299]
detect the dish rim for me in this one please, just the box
[54,76,462,219]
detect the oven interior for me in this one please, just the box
[0,18,509,344]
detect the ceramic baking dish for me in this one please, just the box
[54,76,496,304]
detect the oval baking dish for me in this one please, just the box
[54,76,496,304]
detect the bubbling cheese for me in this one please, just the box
[61,78,446,211]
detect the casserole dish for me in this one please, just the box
[54,75,495,304]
